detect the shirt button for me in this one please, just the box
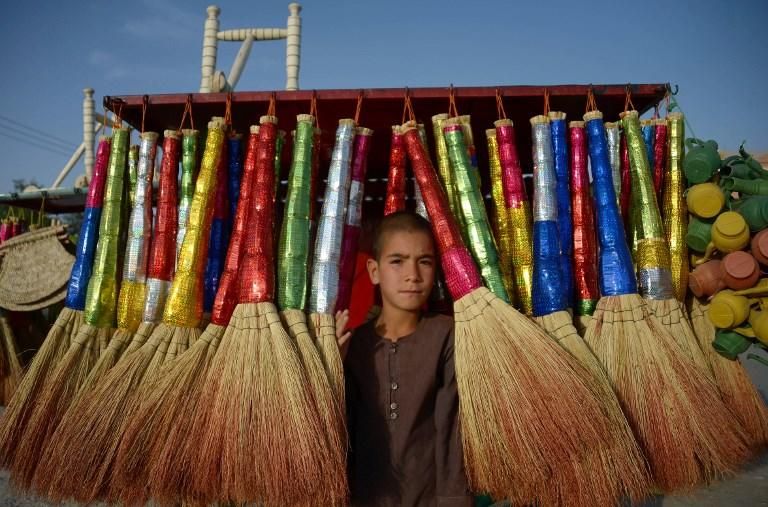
[390,402,398,410]
[390,344,397,353]
[390,412,398,420]
[391,382,398,390]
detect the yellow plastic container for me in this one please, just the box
[708,290,751,329]
[748,309,768,346]
[686,182,725,218]
[697,212,751,265]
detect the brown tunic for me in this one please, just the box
[345,313,473,507]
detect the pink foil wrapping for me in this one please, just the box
[86,137,111,208]
[653,120,668,202]
[384,126,407,215]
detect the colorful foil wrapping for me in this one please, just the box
[65,136,111,310]
[622,110,673,300]
[116,131,158,331]
[274,130,286,200]
[530,115,566,316]
[203,147,229,313]
[494,119,534,314]
[653,119,668,201]
[228,134,243,233]
[443,121,509,302]
[642,119,655,174]
[413,124,430,219]
[277,115,315,311]
[177,129,199,268]
[402,126,483,300]
[569,121,599,315]
[663,113,689,302]
[337,127,372,312]
[163,121,225,327]
[620,131,632,223]
[432,114,464,234]
[238,116,278,304]
[143,133,180,323]
[212,128,259,325]
[309,119,356,314]
[584,112,636,296]
[486,129,516,301]
[84,127,129,328]
[384,126,407,215]
[549,112,574,309]
[127,145,139,207]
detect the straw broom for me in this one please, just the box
[308,118,357,414]
[622,110,712,377]
[32,120,224,504]
[0,136,110,467]
[277,113,347,503]
[5,126,129,490]
[111,127,260,506]
[582,109,751,492]
[181,113,335,505]
[0,312,22,405]
[402,121,648,506]
[689,297,768,449]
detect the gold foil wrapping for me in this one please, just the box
[509,205,534,314]
[664,112,689,301]
[163,121,225,327]
[116,280,146,331]
[486,129,516,302]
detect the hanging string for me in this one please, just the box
[653,104,660,120]
[354,90,364,124]
[401,88,410,125]
[224,92,233,127]
[495,88,507,120]
[543,88,550,115]
[111,99,124,129]
[448,84,459,118]
[310,90,319,128]
[585,86,598,113]
[405,93,416,123]
[623,84,636,112]
[141,95,149,134]
[267,92,276,117]
[178,94,194,133]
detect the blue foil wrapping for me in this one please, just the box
[585,113,637,296]
[228,135,243,228]
[532,220,565,316]
[642,122,655,175]
[550,114,574,309]
[204,217,227,312]
[65,206,102,310]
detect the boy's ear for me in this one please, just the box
[367,257,380,285]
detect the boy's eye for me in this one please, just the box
[390,259,402,265]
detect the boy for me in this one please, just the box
[337,211,472,507]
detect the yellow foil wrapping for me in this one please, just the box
[635,237,672,272]
[486,129,516,304]
[432,114,465,234]
[116,280,146,331]
[664,113,689,301]
[509,204,534,315]
[163,120,225,327]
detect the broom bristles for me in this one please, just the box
[647,298,713,379]
[689,299,768,450]
[0,315,23,405]
[113,320,227,506]
[309,311,346,412]
[458,288,650,506]
[0,307,81,468]
[585,294,752,492]
[573,313,591,337]
[9,322,106,490]
[32,322,188,503]
[186,302,339,505]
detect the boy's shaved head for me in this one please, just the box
[372,211,434,260]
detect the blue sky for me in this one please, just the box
[1,0,767,192]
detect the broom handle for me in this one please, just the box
[530,115,566,316]
[569,121,599,316]
[212,128,258,325]
[274,130,286,200]
[238,117,278,304]
[653,119,668,199]
[203,146,229,313]
[605,122,622,209]
[65,136,111,311]
[143,133,180,323]
[412,124,430,219]
[127,145,139,207]
[402,125,483,300]
[309,119,356,314]
[177,129,199,269]
[432,114,464,235]
[642,120,656,176]
[486,128,516,304]
[584,111,637,296]
[384,126,407,215]
[620,133,632,222]
[494,119,534,314]
[84,127,130,328]
[277,116,315,311]
[337,127,373,313]
[163,120,225,327]
[549,112,574,310]
[444,121,509,302]
[228,134,244,227]
[662,112,689,302]
[116,131,158,331]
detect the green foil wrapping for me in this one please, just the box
[664,113,689,301]
[486,128,516,302]
[177,129,199,267]
[277,115,314,311]
[127,144,138,207]
[443,121,509,302]
[432,114,465,235]
[84,127,130,328]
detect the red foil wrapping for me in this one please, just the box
[212,130,259,324]
[653,120,668,201]
[620,133,631,221]
[238,117,278,304]
[384,126,407,215]
[402,127,482,300]
[86,137,111,208]
[494,120,528,208]
[147,135,180,281]
[569,122,600,309]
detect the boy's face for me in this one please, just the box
[367,229,436,313]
